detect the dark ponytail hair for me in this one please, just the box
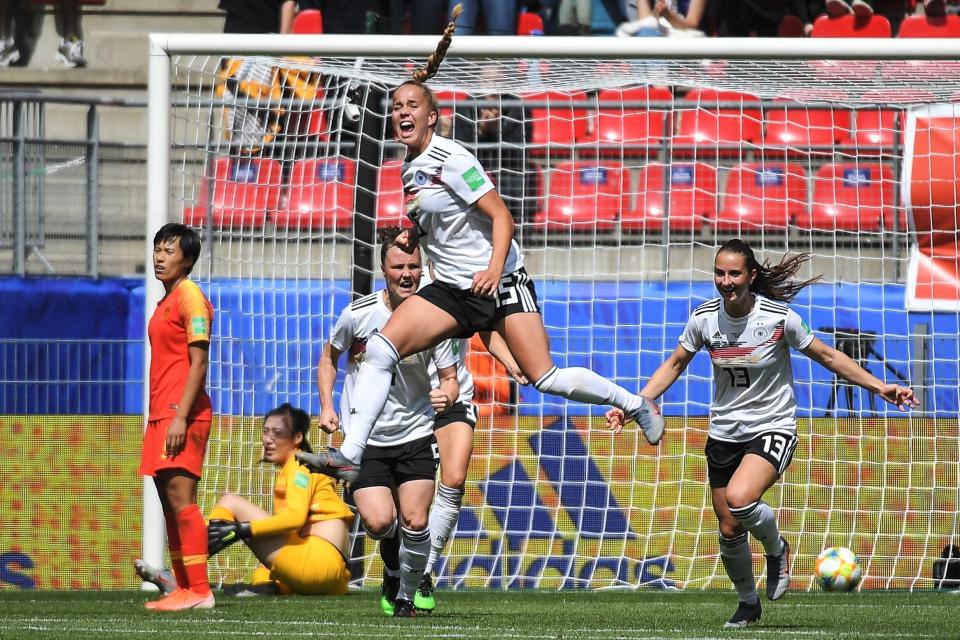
[263,403,313,453]
[392,4,463,124]
[717,238,822,303]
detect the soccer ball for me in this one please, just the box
[814,547,862,591]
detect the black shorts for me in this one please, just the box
[416,267,540,338]
[705,431,799,489]
[350,434,439,491]
[434,401,478,430]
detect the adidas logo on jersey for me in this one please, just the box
[713,331,723,339]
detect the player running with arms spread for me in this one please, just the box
[607,238,918,629]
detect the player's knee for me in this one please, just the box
[364,517,398,540]
[365,332,401,370]
[400,511,429,531]
[440,471,467,491]
[718,521,745,539]
[724,488,758,512]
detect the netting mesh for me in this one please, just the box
[162,50,960,592]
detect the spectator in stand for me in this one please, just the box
[390,1,446,34]
[558,0,592,33]
[825,0,873,16]
[450,94,537,227]
[304,0,391,33]
[0,0,19,67]
[718,1,823,37]
[219,0,297,33]
[653,0,712,33]
[450,0,517,34]
[53,0,85,67]
[825,0,910,33]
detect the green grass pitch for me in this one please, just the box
[0,589,957,639]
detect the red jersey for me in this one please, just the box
[148,279,214,421]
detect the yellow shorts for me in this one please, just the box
[271,536,350,595]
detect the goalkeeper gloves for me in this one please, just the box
[207,519,252,556]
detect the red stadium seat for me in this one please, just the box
[623,163,717,232]
[524,91,589,157]
[673,89,762,157]
[517,11,545,35]
[533,161,625,231]
[798,162,894,232]
[762,99,851,154]
[292,9,323,34]
[716,163,807,231]
[376,160,408,229]
[845,89,935,152]
[274,158,356,229]
[897,14,960,37]
[183,157,282,229]
[811,14,892,37]
[433,90,468,119]
[579,86,672,157]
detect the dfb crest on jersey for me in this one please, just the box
[753,326,769,341]
[414,170,429,186]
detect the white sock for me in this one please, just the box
[719,533,759,603]
[340,333,400,463]
[398,526,431,602]
[425,483,463,575]
[729,501,784,556]
[533,366,643,414]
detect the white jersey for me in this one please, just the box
[402,134,524,289]
[421,269,474,403]
[328,291,458,447]
[679,295,815,442]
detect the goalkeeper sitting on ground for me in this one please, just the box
[205,403,355,595]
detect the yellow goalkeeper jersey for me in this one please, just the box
[249,455,354,540]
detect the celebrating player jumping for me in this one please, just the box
[300,3,663,484]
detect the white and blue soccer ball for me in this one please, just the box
[814,547,863,592]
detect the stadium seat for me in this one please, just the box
[376,160,408,229]
[579,86,672,157]
[897,14,960,37]
[524,91,589,157]
[465,334,510,417]
[433,90,469,119]
[673,89,762,157]
[534,161,625,231]
[762,98,851,154]
[183,157,282,229]
[715,163,807,231]
[292,9,323,34]
[811,13,892,37]
[623,163,717,231]
[798,162,894,232]
[274,158,356,229]
[517,11,545,35]
[845,89,935,152]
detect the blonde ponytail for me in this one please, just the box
[412,3,462,83]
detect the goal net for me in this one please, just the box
[151,35,960,592]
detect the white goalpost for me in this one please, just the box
[147,33,960,592]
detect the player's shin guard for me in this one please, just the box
[425,484,463,575]
[339,333,400,464]
[719,533,759,603]
[368,519,401,573]
[164,510,189,589]
[398,526,431,602]
[176,504,212,594]
[730,501,783,556]
[534,366,643,414]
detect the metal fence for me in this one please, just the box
[0,92,147,277]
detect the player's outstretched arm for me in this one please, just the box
[801,336,919,411]
[479,330,529,385]
[317,341,343,433]
[606,344,695,433]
